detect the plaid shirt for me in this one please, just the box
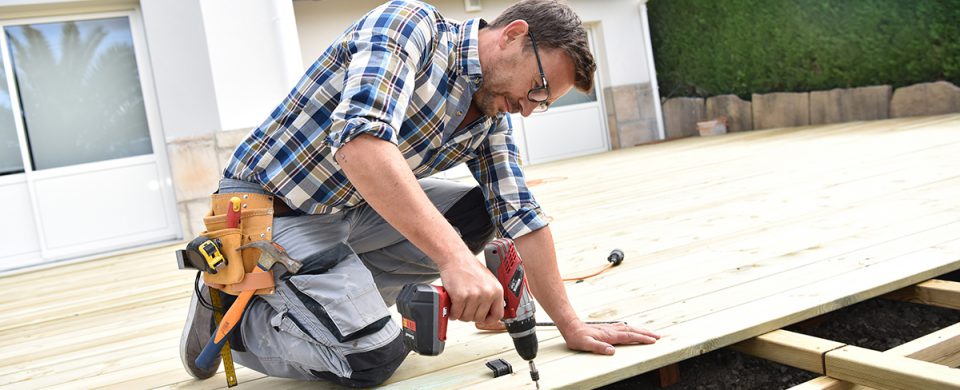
[224,0,547,239]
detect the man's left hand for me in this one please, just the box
[561,321,660,355]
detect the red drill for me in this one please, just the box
[396,238,540,387]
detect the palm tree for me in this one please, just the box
[0,63,22,175]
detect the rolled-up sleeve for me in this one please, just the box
[325,2,434,155]
[467,115,549,239]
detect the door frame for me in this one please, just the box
[0,7,180,265]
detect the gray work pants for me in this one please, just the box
[214,178,491,387]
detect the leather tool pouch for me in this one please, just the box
[200,192,277,296]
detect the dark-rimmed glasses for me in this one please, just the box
[527,32,550,113]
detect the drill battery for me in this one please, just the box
[396,283,450,355]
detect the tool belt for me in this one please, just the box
[199,192,277,296]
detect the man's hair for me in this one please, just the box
[489,0,596,93]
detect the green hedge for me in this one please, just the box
[648,0,960,99]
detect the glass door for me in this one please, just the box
[0,11,179,271]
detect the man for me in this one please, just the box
[181,0,660,386]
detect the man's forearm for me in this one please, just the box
[335,134,467,266]
[513,226,581,332]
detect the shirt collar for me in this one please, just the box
[454,18,485,83]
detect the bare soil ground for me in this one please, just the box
[600,271,960,390]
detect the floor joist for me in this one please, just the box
[882,279,960,310]
[729,330,845,374]
[825,345,960,390]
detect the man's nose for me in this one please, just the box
[518,99,536,117]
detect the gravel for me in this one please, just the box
[600,271,960,390]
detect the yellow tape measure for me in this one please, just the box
[208,286,238,387]
[198,239,226,272]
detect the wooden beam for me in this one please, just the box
[882,279,960,310]
[824,346,960,390]
[729,330,846,374]
[654,364,680,388]
[887,322,960,367]
[789,376,863,390]
[790,323,960,389]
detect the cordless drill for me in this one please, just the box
[396,238,540,387]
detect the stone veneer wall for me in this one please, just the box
[166,128,251,238]
[603,82,661,148]
[662,81,960,137]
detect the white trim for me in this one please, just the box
[585,22,610,152]
[639,1,665,140]
[128,6,182,240]
[25,154,155,179]
[0,1,138,24]
[0,172,26,186]
[0,8,134,26]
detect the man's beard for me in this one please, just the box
[472,86,503,117]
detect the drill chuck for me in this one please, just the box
[505,316,539,361]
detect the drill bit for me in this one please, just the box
[529,360,540,389]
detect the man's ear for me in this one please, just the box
[497,20,529,49]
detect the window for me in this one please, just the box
[5,17,151,171]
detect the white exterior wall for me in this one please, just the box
[293,0,651,89]
[141,0,302,139]
[198,0,303,132]
[140,0,221,140]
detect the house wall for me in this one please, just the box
[140,0,302,140]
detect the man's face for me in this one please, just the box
[474,30,576,118]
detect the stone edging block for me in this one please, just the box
[752,92,809,130]
[662,97,705,139]
[706,95,752,132]
[890,81,960,118]
[810,85,891,125]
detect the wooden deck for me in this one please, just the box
[2,114,960,389]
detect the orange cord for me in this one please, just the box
[561,263,615,282]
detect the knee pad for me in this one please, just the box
[312,332,409,387]
[444,187,495,254]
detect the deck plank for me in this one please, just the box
[1,115,958,389]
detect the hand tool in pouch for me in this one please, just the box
[176,236,226,273]
[396,238,541,388]
[213,197,241,386]
[209,286,237,387]
[195,239,303,371]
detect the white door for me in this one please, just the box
[0,11,179,272]
[515,27,608,165]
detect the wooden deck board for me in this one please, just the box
[2,114,959,389]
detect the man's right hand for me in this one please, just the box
[439,254,504,323]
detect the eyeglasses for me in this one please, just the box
[527,32,550,113]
